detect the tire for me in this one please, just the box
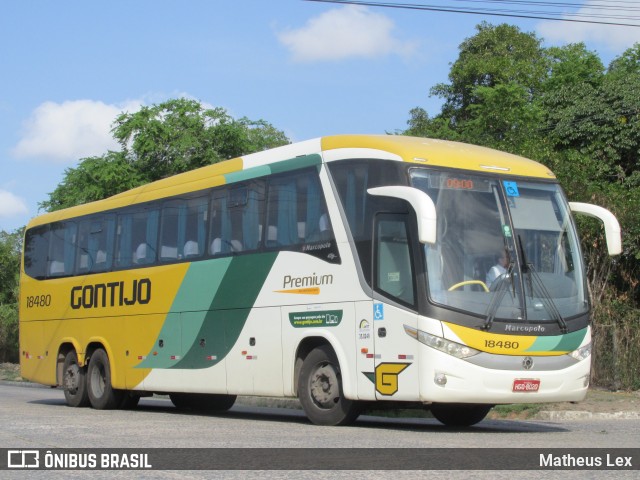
[62,350,89,408]
[87,348,123,410]
[298,345,360,426]
[119,392,141,410]
[430,403,493,427]
[169,393,237,411]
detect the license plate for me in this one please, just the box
[512,379,540,392]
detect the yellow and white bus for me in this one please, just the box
[20,135,621,426]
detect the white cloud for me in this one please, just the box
[12,99,142,163]
[537,1,640,52]
[0,190,28,219]
[277,5,416,62]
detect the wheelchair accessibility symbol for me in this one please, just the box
[374,303,384,320]
[503,181,520,197]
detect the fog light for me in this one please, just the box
[434,373,447,386]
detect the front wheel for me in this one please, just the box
[298,345,360,426]
[87,348,123,410]
[62,350,89,408]
[430,403,493,427]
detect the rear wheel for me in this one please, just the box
[169,393,236,411]
[298,345,360,426]
[62,350,89,408]
[87,348,123,410]
[430,403,492,427]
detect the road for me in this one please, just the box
[1,383,638,479]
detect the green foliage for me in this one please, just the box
[40,152,143,211]
[0,229,21,362]
[407,23,640,389]
[428,22,548,149]
[0,304,18,363]
[41,98,290,212]
[0,230,22,305]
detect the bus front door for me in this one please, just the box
[370,213,420,401]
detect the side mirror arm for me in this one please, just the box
[367,186,437,244]
[569,202,622,256]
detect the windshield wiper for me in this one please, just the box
[518,235,568,334]
[481,261,514,331]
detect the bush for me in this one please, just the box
[0,304,19,363]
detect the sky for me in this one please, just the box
[2,0,640,232]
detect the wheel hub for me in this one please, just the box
[64,365,80,393]
[310,364,339,408]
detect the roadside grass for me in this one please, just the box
[490,403,543,419]
[0,362,22,382]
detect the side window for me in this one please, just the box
[183,196,208,259]
[266,169,334,248]
[160,201,181,261]
[48,221,77,277]
[24,226,49,279]
[115,206,159,268]
[266,175,299,247]
[209,181,265,256]
[160,196,208,262]
[76,215,115,274]
[375,216,415,307]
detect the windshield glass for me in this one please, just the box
[410,169,587,323]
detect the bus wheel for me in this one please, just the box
[430,403,492,427]
[87,348,123,410]
[298,345,360,426]
[62,350,89,408]
[169,393,237,411]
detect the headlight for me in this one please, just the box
[404,325,480,359]
[568,342,592,361]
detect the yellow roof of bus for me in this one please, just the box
[27,135,555,228]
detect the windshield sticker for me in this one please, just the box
[502,225,513,238]
[503,181,520,197]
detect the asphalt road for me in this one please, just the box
[1,383,639,479]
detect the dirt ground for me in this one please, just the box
[539,387,640,414]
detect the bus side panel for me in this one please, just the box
[123,313,174,390]
[280,302,357,399]
[19,320,52,385]
[226,307,283,396]
[354,301,376,401]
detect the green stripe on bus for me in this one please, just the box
[525,328,587,353]
[269,154,322,175]
[224,165,272,184]
[221,154,322,185]
[174,252,278,369]
[136,258,233,369]
[137,253,277,370]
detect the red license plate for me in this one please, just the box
[512,379,540,392]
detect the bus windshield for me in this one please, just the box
[410,169,587,324]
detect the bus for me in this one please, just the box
[19,135,621,426]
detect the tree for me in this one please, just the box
[426,22,549,149]
[405,25,640,388]
[42,98,290,211]
[0,229,22,305]
[111,98,290,183]
[40,152,142,211]
[0,229,22,362]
